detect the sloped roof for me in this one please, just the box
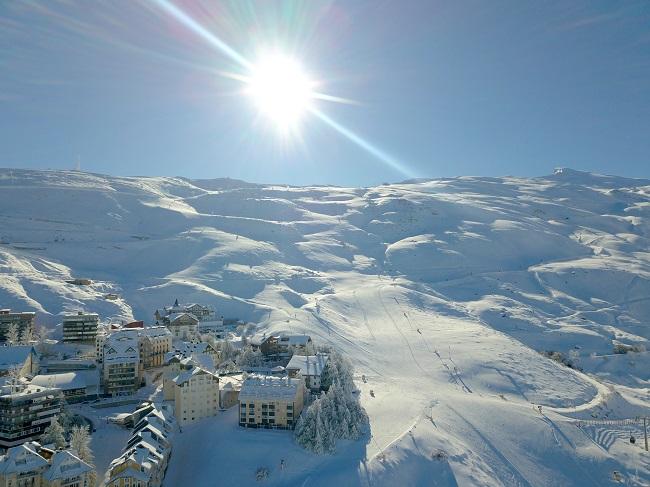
[42,450,93,481]
[168,312,199,324]
[0,345,36,371]
[140,326,172,338]
[172,366,217,386]
[0,442,47,475]
[286,354,329,377]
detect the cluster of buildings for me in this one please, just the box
[154,301,223,341]
[105,405,174,487]
[0,298,340,487]
[0,441,95,487]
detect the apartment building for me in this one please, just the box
[0,383,62,448]
[102,330,141,397]
[62,311,99,343]
[238,375,305,430]
[139,327,172,369]
[172,366,220,426]
[0,309,35,343]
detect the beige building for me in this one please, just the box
[139,327,172,369]
[238,375,305,429]
[42,450,95,487]
[0,442,94,487]
[0,442,48,487]
[172,366,220,426]
[105,407,174,487]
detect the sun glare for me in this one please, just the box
[246,54,314,131]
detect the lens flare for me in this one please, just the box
[245,54,315,131]
[148,0,416,178]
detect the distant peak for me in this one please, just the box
[553,167,588,176]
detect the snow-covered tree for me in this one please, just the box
[41,416,66,449]
[295,395,335,454]
[236,345,263,368]
[33,325,51,355]
[20,325,33,344]
[295,354,368,454]
[320,350,355,393]
[5,323,20,345]
[70,425,94,465]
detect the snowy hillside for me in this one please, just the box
[1,167,649,485]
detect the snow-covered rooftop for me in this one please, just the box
[168,312,198,324]
[172,366,217,385]
[31,370,99,391]
[140,326,172,338]
[238,375,303,401]
[278,334,312,346]
[286,353,329,377]
[0,345,36,371]
[42,450,93,481]
[0,442,47,475]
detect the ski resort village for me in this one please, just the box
[0,299,366,486]
[0,169,649,486]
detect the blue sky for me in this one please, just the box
[1,1,648,186]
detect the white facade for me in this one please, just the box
[172,366,220,426]
[166,313,199,341]
[286,353,329,390]
[102,329,141,396]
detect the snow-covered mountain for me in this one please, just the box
[1,167,649,485]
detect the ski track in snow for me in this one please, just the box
[1,168,649,486]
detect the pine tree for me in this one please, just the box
[295,355,368,454]
[41,417,66,449]
[5,323,20,345]
[70,425,94,466]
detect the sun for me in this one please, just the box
[245,54,315,131]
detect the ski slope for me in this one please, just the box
[1,167,649,485]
